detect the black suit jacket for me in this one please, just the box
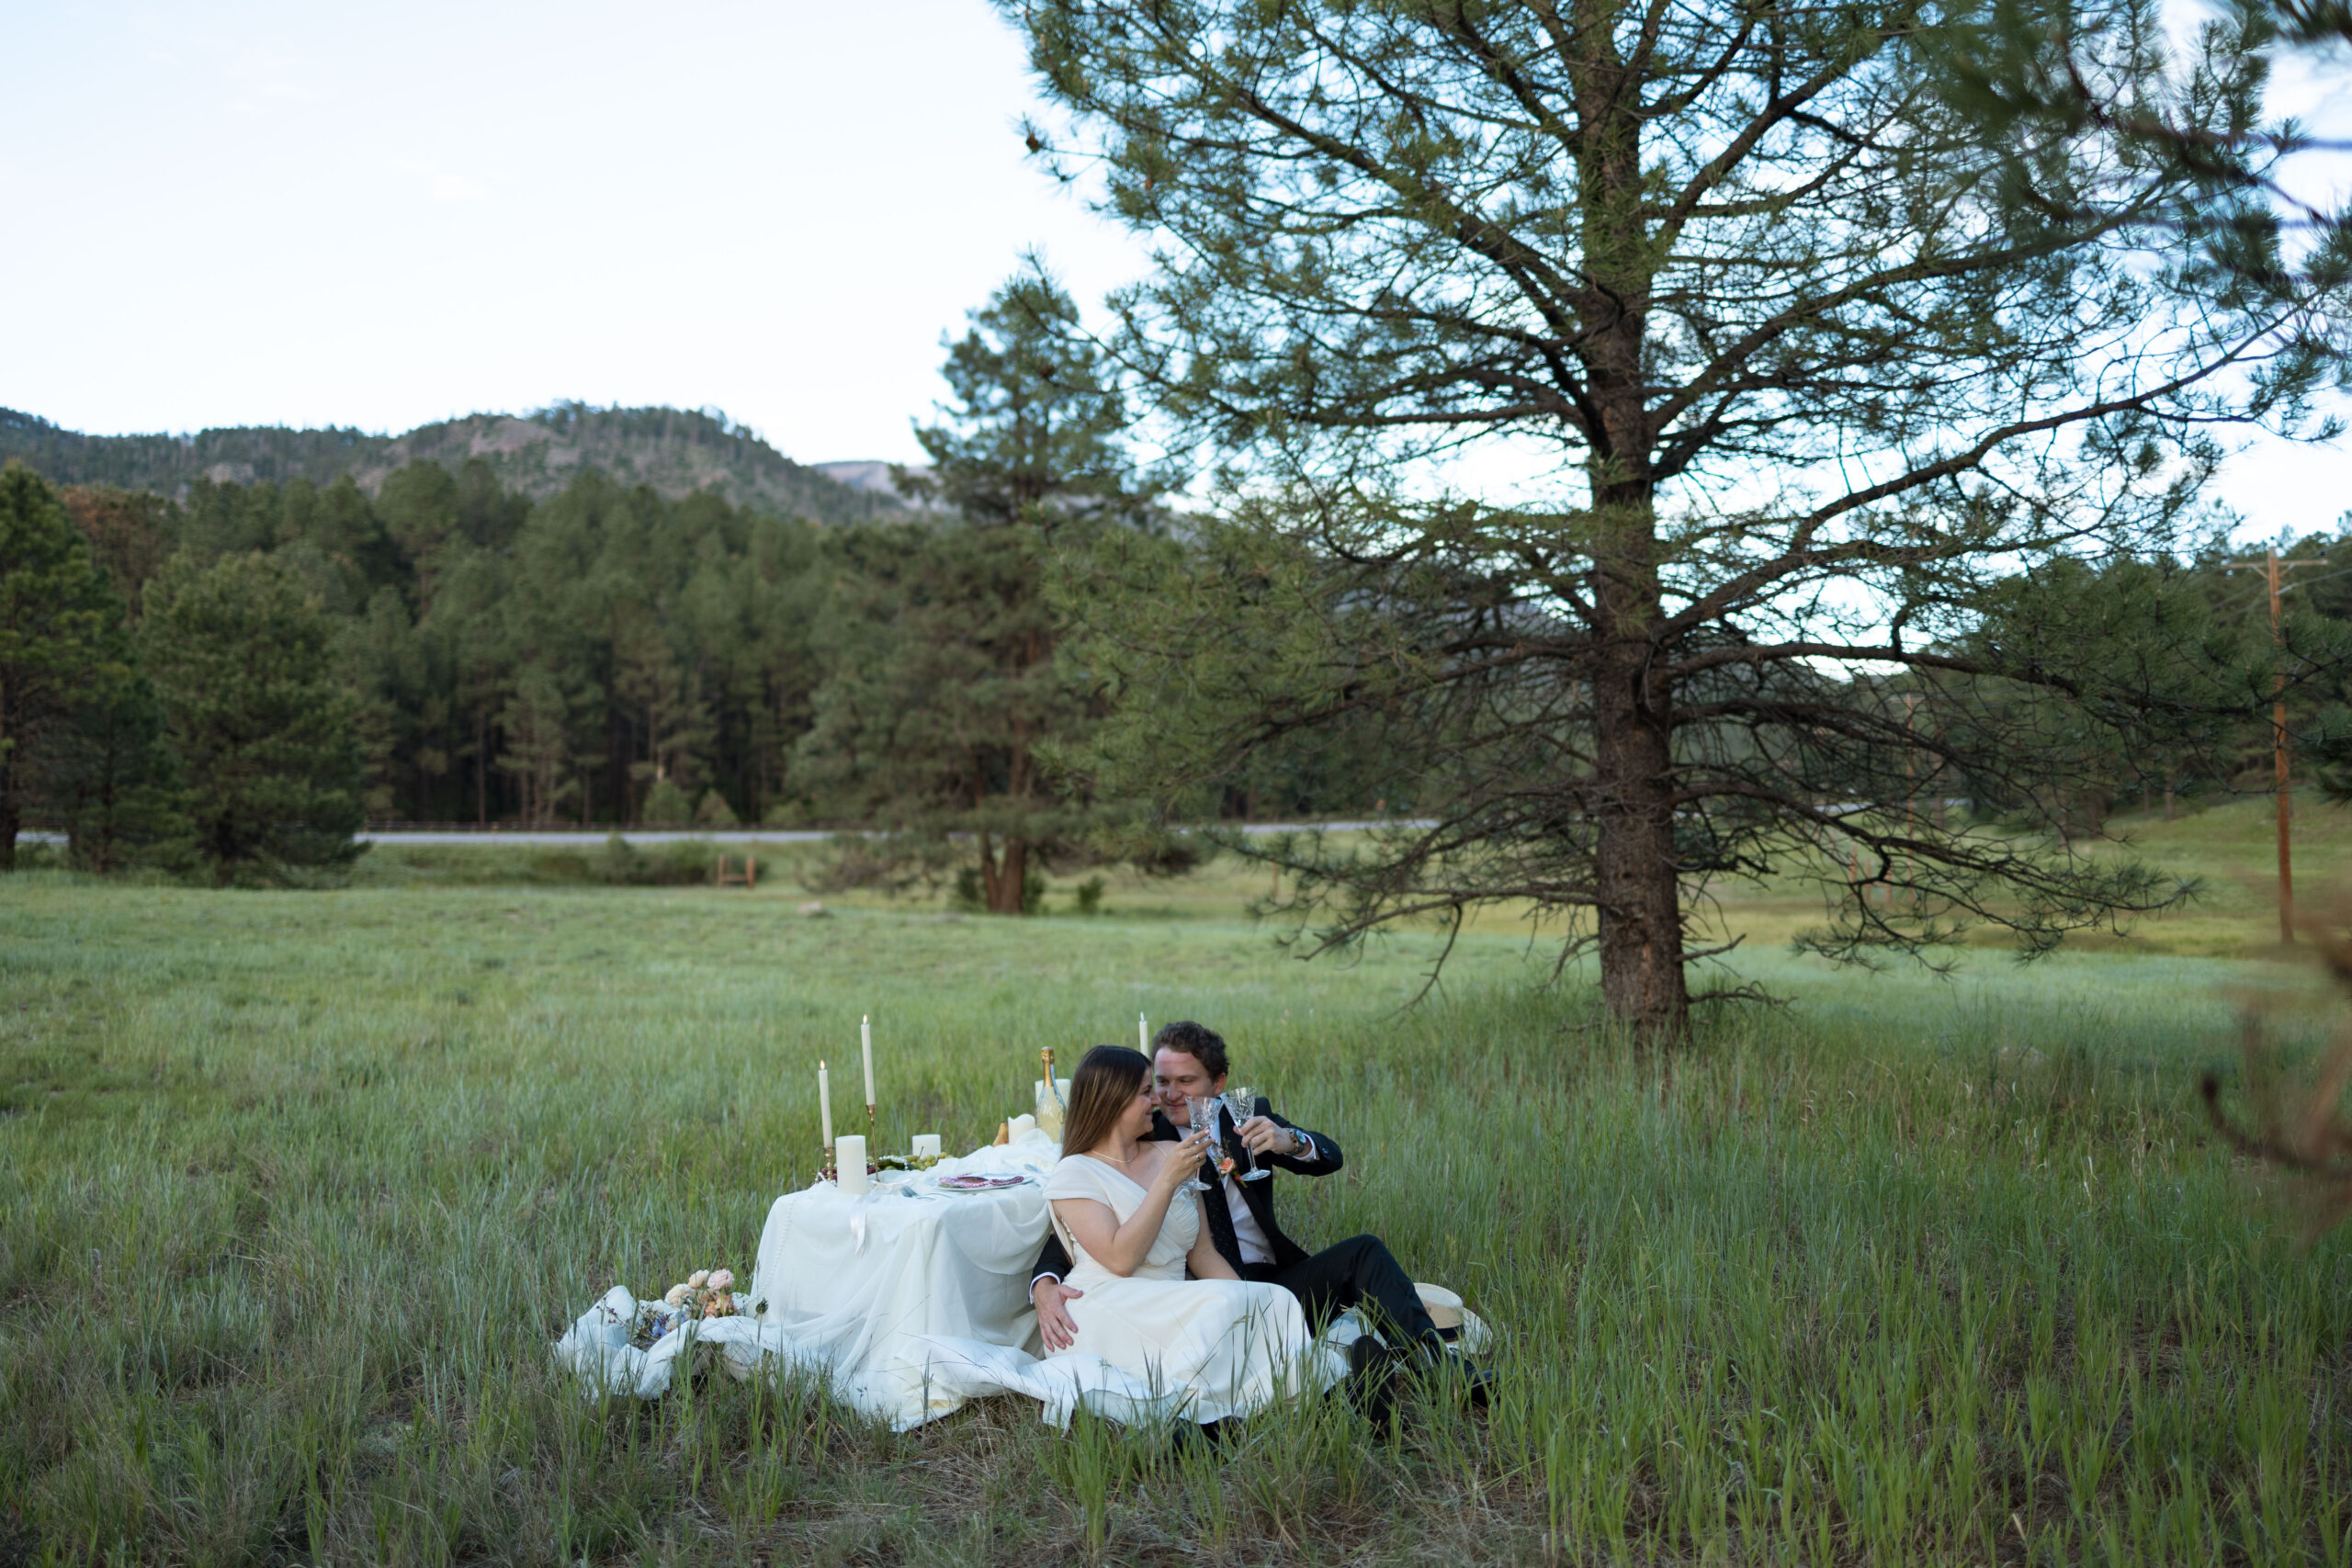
[1031,1099,1343,1284]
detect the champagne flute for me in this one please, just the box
[1222,1085,1272,1181]
[1182,1097,1218,1190]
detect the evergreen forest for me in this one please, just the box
[12,410,2352,893]
[0,283,1406,896]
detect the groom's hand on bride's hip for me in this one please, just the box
[1033,1278,1081,1351]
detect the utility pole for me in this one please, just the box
[2270,548,2292,942]
[2228,549,2309,943]
[1904,694,1919,908]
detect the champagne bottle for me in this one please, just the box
[1035,1047,1067,1136]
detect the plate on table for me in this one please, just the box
[929,1173,1035,1193]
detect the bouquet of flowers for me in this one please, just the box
[631,1268,738,1347]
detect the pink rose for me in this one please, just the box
[707,1269,735,1292]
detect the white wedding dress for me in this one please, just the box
[1042,1153,1316,1424]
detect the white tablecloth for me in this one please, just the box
[555,1130,1351,1428]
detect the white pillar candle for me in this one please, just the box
[861,1015,876,1110]
[1008,1113,1037,1141]
[819,1060,833,1150]
[911,1133,942,1160]
[835,1134,868,1194]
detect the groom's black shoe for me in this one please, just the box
[1453,1359,1498,1408]
[1345,1336,1400,1434]
[1170,1417,1232,1454]
[1406,1336,1495,1408]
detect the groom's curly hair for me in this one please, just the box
[1152,1021,1228,1079]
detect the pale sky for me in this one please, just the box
[2,1,1148,466]
[2,0,2344,536]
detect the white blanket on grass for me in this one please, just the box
[553,1130,1353,1429]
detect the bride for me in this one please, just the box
[1042,1043,1318,1424]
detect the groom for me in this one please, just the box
[1029,1021,1475,1382]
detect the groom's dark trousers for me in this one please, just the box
[1239,1235,1439,1348]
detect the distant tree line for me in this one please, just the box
[0,280,1408,891]
[6,345,2351,902]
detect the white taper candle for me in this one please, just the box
[819,1059,833,1150]
[862,1015,876,1109]
[1138,1012,1148,1053]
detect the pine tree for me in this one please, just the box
[141,551,368,885]
[61,484,178,606]
[0,463,132,870]
[46,663,189,874]
[495,662,584,826]
[1013,0,2352,1033]
[798,276,1168,911]
[615,618,713,820]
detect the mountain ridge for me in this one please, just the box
[0,402,910,526]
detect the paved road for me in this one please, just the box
[15,822,1430,850]
[355,821,1422,846]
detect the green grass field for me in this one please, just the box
[6,804,2352,1564]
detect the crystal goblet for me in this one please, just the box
[1222,1085,1272,1181]
[1182,1097,1219,1190]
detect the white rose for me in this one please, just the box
[664,1283,691,1306]
[687,1269,709,1288]
[707,1269,735,1292]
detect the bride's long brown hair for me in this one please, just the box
[1059,1044,1150,1159]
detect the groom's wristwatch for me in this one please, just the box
[1288,1130,1312,1159]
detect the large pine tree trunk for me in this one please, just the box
[1589,541,1689,1041]
[979,834,1031,915]
[1591,670,1688,1039]
[1578,48,1688,1041]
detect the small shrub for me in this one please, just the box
[641,780,694,827]
[816,838,902,894]
[6,840,66,873]
[599,833,653,885]
[596,835,714,886]
[653,840,713,885]
[1073,875,1106,916]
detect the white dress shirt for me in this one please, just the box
[1224,1173,1277,1266]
